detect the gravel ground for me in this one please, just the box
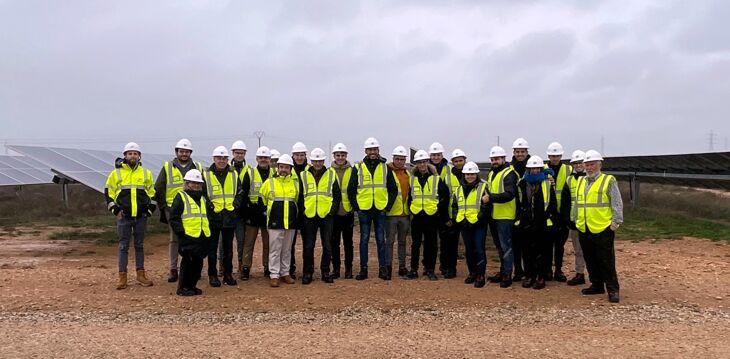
[0,227,729,357]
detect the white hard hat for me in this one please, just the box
[462,161,480,174]
[175,138,193,151]
[451,148,466,160]
[428,142,445,154]
[212,146,229,157]
[526,156,545,168]
[277,153,294,166]
[309,148,327,161]
[392,145,408,157]
[570,150,586,163]
[363,137,380,149]
[231,140,247,151]
[123,142,141,154]
[584,150,604,162]
[332,142,348,154]
[546,142,564,156]
[489,146,507,158]
[291,142,308,153]
[270,149,281,159]
[183,169,204,183]
[256,146,271,157]
[512,138,530,149]
[413,150,429,162]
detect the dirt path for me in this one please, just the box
[0,227,729,357]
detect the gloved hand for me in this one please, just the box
[147,203,157,215]
[110,205,121,216]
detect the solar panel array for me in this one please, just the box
[8,145,210,193]
[0,155,55,186]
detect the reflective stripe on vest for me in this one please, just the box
[339,167,353,213]
[164,161,203,206]
[545,163,572,213]
[487,167,516,220]
[249,167,274,202]
[179,191,211,238]
[110,165,152,218]
[387,170,411,216]
[575,174,613,233]
[409,173,439,215]
[440,165,459,219]
[204,169,237,213]
[266,176,299,229]
[456,181,487,224]
[301,168,335,218]
[356,162,388,211]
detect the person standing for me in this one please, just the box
[229,140,250,279]
[545,142,573,282]
[427,142,460,279]
[240,146,274,280]
[386,146,411,279]
[566,150,587,286]
[168,169,209,296]
[288,141,309,279]
[105,142,156,290]
[574,150,623,303]
[453,161,489,288]
[330,143,355,279]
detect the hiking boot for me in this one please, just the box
[280,275,295,284]
[332,269,341,279]
[464,274,476,284]
[522,277,535,288]
[302,273,313,285]
[322,273,334,284]
[177,288,196,296]
[474,275,486,288]
[581,285,606,295]
[167,269,178,283]
[136,270,153,287]
[426,271,438,281]
[444,269,457,279]
[488,273,502,283]
[406,270,419,280]
[378,266,389,281]
[270,278,280,287]
[398,266,408,277]
[193,288,203,295]
[567,273,586,286]
[240,266,250,281]
[500,274,512,288]
[116,272,127,290]
[223,274,237,286]
[344,267,353,279]
[554,270,567,282]
[608,291,620,303]
[533,278,546,290]
[355,269,368,281]
[209,275,221,287]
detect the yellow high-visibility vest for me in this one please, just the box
[261,175,299,229]
[387,170,411,216]
[301,168,336,218]
[455,180,487,224]
[355,162,388,211]
[248,166,275,203]
[575,173,614,233]
[178,191,211,238]
[203,168,238,213]
[487,167,517,220]
[163,160,203,206]
[105,163,155,217]
[544,163,572,213]
[409,173,440,215]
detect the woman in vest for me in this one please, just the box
[406,150,450,281]
[168,169,210,296]
[453,161,489,288]
[517,156,558,290]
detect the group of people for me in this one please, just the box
[104,135,623,303]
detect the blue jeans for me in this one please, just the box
[358,210,386,269]
[489,219,514,277]
[461,224,487,276]
[117,216,147,272]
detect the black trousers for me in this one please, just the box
[331,213,354,271]
[523,226,552,280]
[579,228,620,293]
[511,225,525,276]
[552,226,569,273]
[208,227,235,276]
[302,215,334,274]
[290,228,299,275]
[439,223,460,273]
[178,243,205,292]
[410,214,438,271]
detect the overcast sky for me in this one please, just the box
[2,0,729,162]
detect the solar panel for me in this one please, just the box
[0,155,55,186]
[8,145,211,193]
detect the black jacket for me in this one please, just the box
[488,163,519,205]
[169,189,209,255]
[347,156,398,213]
[407,164,451,222]
[303,166,342,217]
[241,165,271,227]
[517,179,558,231]
[266,174,302,230]
[205,164,241,229]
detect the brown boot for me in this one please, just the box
[136,269,153,287]
[270,278,280,287]
[280,275,295,284]
[116,272,128,290]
